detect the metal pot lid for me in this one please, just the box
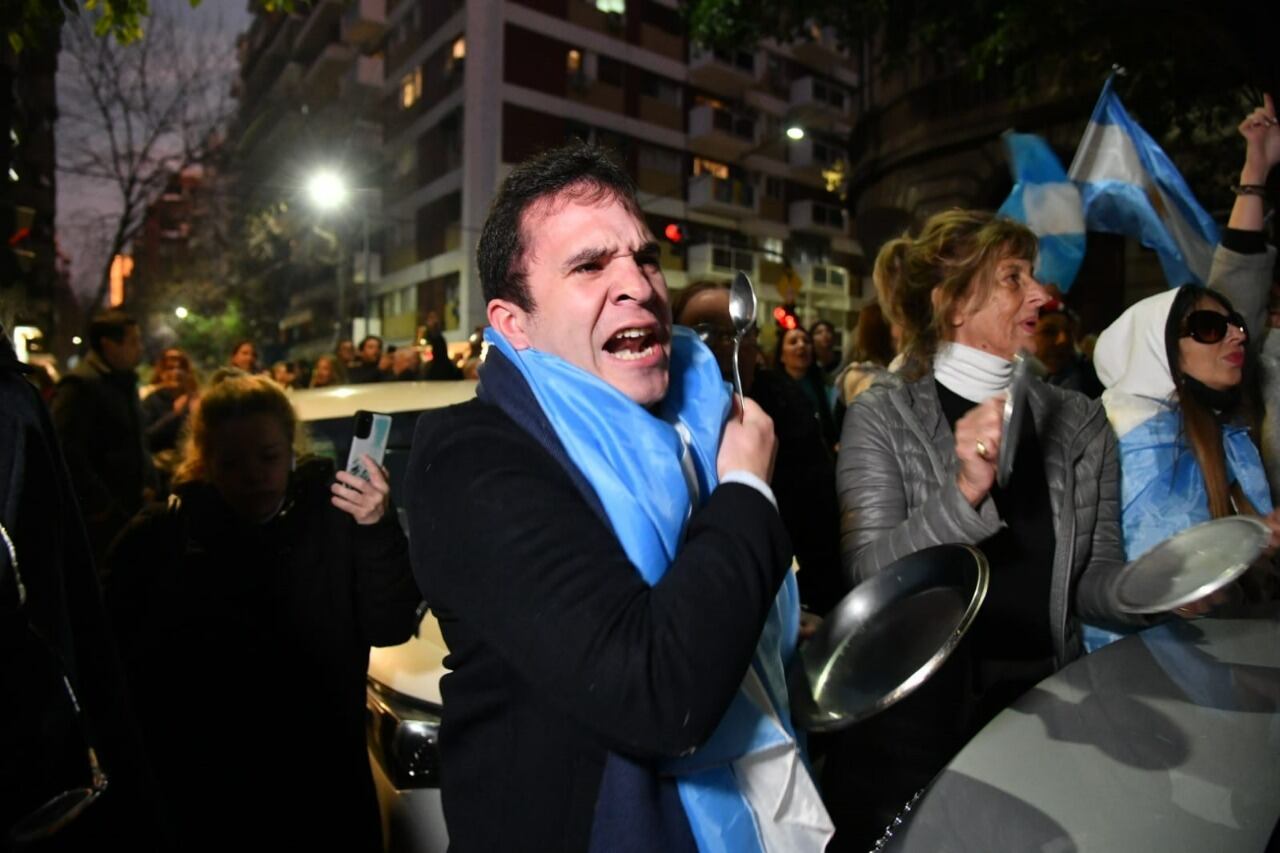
[1114,515,1269,614]
[789,543,989,732]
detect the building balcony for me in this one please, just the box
[340,54,384,103]
[688,104,758,161]
[790,75,850,125]
[294,0,343,61]
[341,0,386,50]
[687,243,758,282]
[688,45,759,97]
[789,135,844,183]
[302,41,355,94]
[791,23,848,67]
[687,174,758,219]
[795,260,851,303]
[789,198,847,236]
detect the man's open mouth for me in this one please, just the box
[604,327,660,361]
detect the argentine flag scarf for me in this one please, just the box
[481,326,832,852]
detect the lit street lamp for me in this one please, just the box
[306,168,377,343]
[174,306,189,319]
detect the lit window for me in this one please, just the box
[400,67,423,109]
[594,0,625,12]
[566,49,582,74]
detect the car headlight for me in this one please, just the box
[366,679,442,789]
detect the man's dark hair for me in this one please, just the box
[87,309,137,355]
[477,141,644,313]
[359,335,382,350]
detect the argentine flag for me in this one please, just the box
[1067,75,1220,286]
[997,131,1086,291]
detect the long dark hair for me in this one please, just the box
[1163,285,1262,518]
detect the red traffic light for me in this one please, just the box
[663,222,685,244]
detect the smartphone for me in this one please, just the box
[346,410,391,482]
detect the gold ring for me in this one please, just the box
[975,439,989,460]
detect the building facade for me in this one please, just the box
[235,0,867,358]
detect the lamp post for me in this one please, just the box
[307,169,377,343]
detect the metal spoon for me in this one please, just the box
[728,271,757,421]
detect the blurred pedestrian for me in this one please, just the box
[390,346,423,381]
[269,360,298,389]
[106,375,420,853]
[810,319,843,380]
[347,335,384,383]
[227,340,258,374]
[1034,300,1103,398]
[336,338,358,369]
[422,311,463,381]
[310,354,342,388]
[775,325,839,452]
[51,309,155,571]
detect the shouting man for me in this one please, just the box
[405,143,831,851]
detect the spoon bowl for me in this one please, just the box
[728,271,757,419]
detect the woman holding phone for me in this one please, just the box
[106,375,420,853]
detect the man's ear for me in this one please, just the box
[487,299,533,349]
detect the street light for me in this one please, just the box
[174,306,189,319]
[306,167,377,344]
[785,125,806,141]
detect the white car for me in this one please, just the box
[293,380,476,853]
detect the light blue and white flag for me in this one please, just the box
[997,131,1086,291]
[1067,75,1220,286]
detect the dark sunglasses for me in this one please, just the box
[1181,310,1248,344]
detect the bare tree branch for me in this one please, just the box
[57,7,235,313]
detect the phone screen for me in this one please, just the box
[347,410,391,481]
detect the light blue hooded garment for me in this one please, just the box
[1087,289,1271,650]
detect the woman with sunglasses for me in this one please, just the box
[1093,286,1280,631]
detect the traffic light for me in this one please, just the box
[772,303,798,331]
[663,222,685,244]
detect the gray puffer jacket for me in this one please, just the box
[836,374,1130,665]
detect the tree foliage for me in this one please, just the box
[3,0,303,53]
[683,0,1280,203]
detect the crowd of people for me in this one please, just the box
[2,95,1278,851]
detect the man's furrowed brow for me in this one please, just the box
[561,245,614,273]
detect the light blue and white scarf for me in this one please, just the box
[484,326,832,852]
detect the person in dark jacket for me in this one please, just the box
[106,375,420,853]
[406,143,830,852]
[673,280,846,615]
[1,326,164,849]
[51,310,154,570]
[347,335,386,383]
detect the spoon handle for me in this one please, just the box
[732,339,745,423]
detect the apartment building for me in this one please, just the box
[237,0,866,356]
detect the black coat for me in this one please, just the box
[750,369,846,614]
[405,392,792,852]
[51,352,153,567]
[106,461,420,852]
[0,339,163,849]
